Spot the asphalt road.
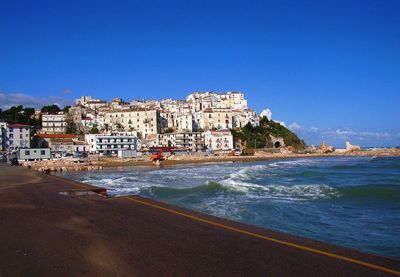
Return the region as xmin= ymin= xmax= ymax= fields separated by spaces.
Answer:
xmin=0 ymin=163 xmax=399 ymax=276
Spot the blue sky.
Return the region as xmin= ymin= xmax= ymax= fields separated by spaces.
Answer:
xmin=1 ymin=0 xmax=399 ymax=147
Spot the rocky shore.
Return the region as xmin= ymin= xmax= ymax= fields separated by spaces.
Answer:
xmin=22 ymin=160 xmax=103 ymax=173
xmin=21 ymin=147 xmax=399 ymax=172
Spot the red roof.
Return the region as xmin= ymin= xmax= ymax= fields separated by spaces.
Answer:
xmin=8 ymin=124 xmax=31 ymax=128
xmin=37 ymin=133 xmax=77 ymax=139
xmin=209 ymin=129 xmax=231 ymax=133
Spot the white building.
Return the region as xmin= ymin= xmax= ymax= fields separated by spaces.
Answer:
xmin=0 ymin=122 xmax=7 ymax=150
xmin=3 ymin=124 xmax=31 ymax=150
xmin=158 ymin=132 xmax=204 ymax=152
xmin=204 ymin=130 xmax=234 ymax=151
xmin=186 ymin=91 xmax=248 ymax=111
xmin=232 ymin=109 xmax=258 ymax=128
xmin=201 ymin=108 xmax=233 ymax=130
xmin=19 ymin=148 xmax=51 ymax=161
xmin=75 ymin=96 xmax=100 ymax=105
xmin=85 ymin=100 xmax=108 ymax=110
xmin=82 ymin=117 xmax=95 ymax=129
xmin=176 ymin=113 xmax=193 ymax=132
xmin=85 ymin=132 xmax=139 ymax=154
xmin=42 ymin=113 xmax=67 ymax=133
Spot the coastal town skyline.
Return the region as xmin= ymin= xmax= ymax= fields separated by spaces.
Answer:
xmin=1 ymin=2 xmax=400 ymax=274
xmin=1 ymin=1 xmax=400 ymax=147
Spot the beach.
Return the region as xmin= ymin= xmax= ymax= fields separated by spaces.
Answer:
xmin=23 ymin=147 xmax=400 ymax=172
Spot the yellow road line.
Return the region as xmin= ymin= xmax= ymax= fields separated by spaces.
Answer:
xmin=126 ymin=196 xmax=400 ymax=276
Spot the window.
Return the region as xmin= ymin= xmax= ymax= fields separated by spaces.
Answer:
xmin=41 ymin=150 xmax=46 ymax=155
xmin=25 ymin=150 xmax=29 ymax=155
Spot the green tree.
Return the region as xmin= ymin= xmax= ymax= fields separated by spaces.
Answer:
xmin=89 ymin=126 xmax=100 ymax=134
xmin=63 ymin=105 xmax=71 ymax=114
xmin=231 ymin=120 xmax=305 ymax=150
xmin=116 ymin=123 xmax=124 ymax=131
xmin=41 ymin=104 xmax=61 ymax=114
xmin=65 ymin=114 xmax=77 ymax=134
xmin=0 ymin=105 xmax=41 ymax=127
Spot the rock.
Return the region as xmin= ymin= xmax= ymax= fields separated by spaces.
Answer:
xmin=346 ymin=141 xmax=361 ymax=152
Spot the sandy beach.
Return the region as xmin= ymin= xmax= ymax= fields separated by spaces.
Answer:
xmin=93 ymin=148 xmax=400 ymax=168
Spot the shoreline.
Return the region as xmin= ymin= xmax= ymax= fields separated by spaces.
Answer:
xmin=25 ymin=148 xmax=400 ymax=172
xmin=92 ymin=149 xmax=400 ymax=168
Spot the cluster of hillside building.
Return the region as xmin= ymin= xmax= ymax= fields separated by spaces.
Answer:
xmin=1 ymin=91 xmax=259 ymax=159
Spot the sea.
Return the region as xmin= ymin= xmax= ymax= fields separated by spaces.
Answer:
xmin=60 ymin=156 xmax=400 ymax=259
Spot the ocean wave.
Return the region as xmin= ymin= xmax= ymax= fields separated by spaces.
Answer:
xmin=267 ymin=159 xmax=319 ymax=168
xmin=227 ymin=164 xmax=270 ymax=180
xmin=142 ymin=181 xmax=228 ymax=199
xmin=220 ymin=178 xmax=340 ymax=201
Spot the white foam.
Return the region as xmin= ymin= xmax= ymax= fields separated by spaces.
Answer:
xmin=220 ymin=176 xmax=340 ymax=201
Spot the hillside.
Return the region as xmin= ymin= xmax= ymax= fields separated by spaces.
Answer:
xmin=231 ymin=116 xmax=306 ymax=150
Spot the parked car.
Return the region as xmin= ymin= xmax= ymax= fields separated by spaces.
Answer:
xmin=0 ymin=154 xmax=7 ymax=162
xmin=9 ymin=157 xmax=19 ymax=166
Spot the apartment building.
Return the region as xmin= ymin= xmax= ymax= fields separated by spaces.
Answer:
xmin=42 ymin=113 xmax=67 ymax=133
xmin=201 ymin=108 xmax=233 ymax=130
xmin=204 ymin=130 xmax=234 ymax=151
xmin=176 ymin=113 xmax=193 ymax=132
xmin=2 ymin=124 xmax=31 ymax=150
xmin=158 ymin=132 xmax=204 ymax=152
xmin=85 ymin=132 xmax=139 ymax=154
xmin=232 ymin=109 xmax=258 ymax=128
xmin=104 ymin=109 xmax=159 ymax=138
xmin=81 ymin=114 xmax=104 ymax=130
xmin=217 ymin=91 xmax=248 ymax=109
xmin=186 ymin=91 xmax=248 ymax=111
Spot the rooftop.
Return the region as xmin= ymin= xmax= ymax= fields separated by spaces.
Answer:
xmin=37 ymin=134 xmax=77 ymax=139
xmin=8 ymin=124 xmax=31 ymax=128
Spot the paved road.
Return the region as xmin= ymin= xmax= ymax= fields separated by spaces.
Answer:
xmin=0 ymin=164 xmax=399 ymax=276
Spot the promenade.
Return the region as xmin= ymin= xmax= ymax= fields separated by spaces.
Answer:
xmin=0 ymin=163 xmax=399 ymax=276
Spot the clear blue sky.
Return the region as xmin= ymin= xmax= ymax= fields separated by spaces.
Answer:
xmin=1 ymin=0 xmax=399 ymax=147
